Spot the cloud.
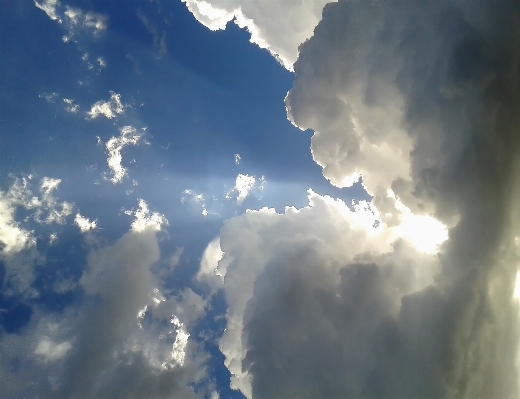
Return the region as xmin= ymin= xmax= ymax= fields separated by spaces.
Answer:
xmin=225 ymin=174 xmax=265 ymax=206
xmin=74 ymin=213 xmax=97 ymax=233
xmin=0 ymin=200 xmax=209 ymax=398
xmin=86 ymin=91 xmax=124 ymax=120
xmin=0 ymin=176 xmax=73 ymax=297
xmin=182 ymin=0 xmax=335 ymax=70
xmin=103 ymin=125 xmax=143 ymax=184
xmin=181 ymin=189 xmax=210 ymax=216
xmin=35 ymin=1 xmax=107 ymax=43
xmin=34 ymin=0 xmax=62 ymax=23
xmin=35 ymin=338 xmax=72 ymax=362
xmin=203 ymin=1 xmax=520 ymax=397
xmin=62 ymin=98 xmax=79 ymax=113
xmin=215 ymin=191 xmax=442 ymax=397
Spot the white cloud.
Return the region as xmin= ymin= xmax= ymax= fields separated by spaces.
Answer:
xmin=74 ymin=213 xmax=97 ymax=233
xmin=103 ymin=125 xmax=142 ymax=184
xmin=86 ymin=91 xmax=124 ymax=120
xmin=182 ymin=189 xmax=210 ymax=216
xmin=34 ymin=0 xmax=62 ymax=23
xmin=182 ymin=0 xmax=334 ymax=69
xmin=226 ymin=174 xmax=264 ymax=205
xmin=35 ymin=1 xmax=107 ymax=43
xmin=196 ymin=237 xmax=226 ymax=289
xmin=127 ymin=199 xmax=168 ymax=233
xmin=0 ymin=176 xmax=73 ymax=297
xmin=96 ymin=57 xmax=106 ymax=68
xmin=213 ymin=190 xmax=441 ymax=397
xmin=234 ymin=153 xmax=241 ymax=165
xmin=63 ymin=98 xmax=79 ymax=113
xmin=35 ymin=338 xmax=72 ymax=362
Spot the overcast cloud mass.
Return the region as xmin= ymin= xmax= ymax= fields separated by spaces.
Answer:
xmin=2 ymin=0 xmax=520 ymax=398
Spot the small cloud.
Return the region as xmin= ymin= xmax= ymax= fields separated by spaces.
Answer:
xmin=96 ymin=57 xmax=106 ymax=68
xmin=181 ymin=189 xmax=211 ymax=216
xmin=49 ymin=232 xmax=58 ymax=244
xmin=39 ymin=92 xmax=59 ymax=103
xmin=74 ymin=213 xmax=97 ymax=233
xmin=104 ymin=125 xmax=142 ymax=184
xmin=86 ymin=91 xmax=124 ymax=120
xmin=63 ymin=6 xmax=107 ymax=40
xmin=34 ymin=0 xmax=62 ymax=23
xmin=63 ymin=98 xmax=79 ymax=113
xmin=226 ymin=173 xmax=258 ymax=205
xmin=35 ymin=338 xmax=72 ymax=362
xmin=169 ymin=247 xmax=184 ymax=269
xmin=126 ymin=199 xmax=168 ymax=233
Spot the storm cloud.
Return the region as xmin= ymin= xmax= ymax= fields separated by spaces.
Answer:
xmin=213 ymin=1 xmax=520 ymax=398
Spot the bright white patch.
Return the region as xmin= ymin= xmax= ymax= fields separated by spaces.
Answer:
xmin=97 ymin=57 xmax=106 ymax=68
xmin=129 ymin=199 xmax=168 ymax=233
xmin=104 ymin=125 xmax=142 ymax=184
xmin=63 ymin=98 xmax=79 ymax=113
xmin=182 ymin=0 xmax=333 ymax=70
xmin=86 ymin=91 xmax=124 ymax=120
xmin=49 ymin=232 xmax=58 ymax=244
xmin=34 ymin=0 xmax=62 ymax=23
xmin=389 ymin=191 xmax=448 ymax=254
xmin=170 ymin=316 xmax=190 ymax=367
xmin=197 ymin=237 xmax=225 ymax=286
xmin=235 ymin=174 xmax=256 ymax=205
xmin=35 ymin=338 xmax=72 ymax=361
xmin=182 ymin=0 xmax=234 ymax=31
xmin=234 ymin=154 xmax=241 ymax=165
xmin=74 ymin=213 xmax=97 ymax=232
xmin=0 ymin=190 xmax=36 ymax=254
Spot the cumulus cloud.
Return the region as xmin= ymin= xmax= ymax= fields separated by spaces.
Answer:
xmin=0 ymin=176 xmax=73 ymax=296
xmin=0 ymin=200 xmax=208 ymax=398
xmin=204 ymin=1 xmax=520 ymax=398
xmin=103 ymin=125 xmax=142 ymax=184
xmin=182 ymin=0 xmax=335 ymax=69
xmin=86 ymin=91 xmax=124 ymax=120
xmin=74 ymin=213 xmax=97 ymax=232
xmin=226 ymin=174 xmax=265 ymax=205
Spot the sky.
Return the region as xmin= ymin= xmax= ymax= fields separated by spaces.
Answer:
xmin=1 ymin=0 xmax=520 ymax=398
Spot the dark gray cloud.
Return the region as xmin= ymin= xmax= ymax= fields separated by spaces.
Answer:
xmin=214 ymin=1 xmax=520 ymax=398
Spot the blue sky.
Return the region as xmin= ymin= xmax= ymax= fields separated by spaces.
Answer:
xmin=1 ymin=1 xmax=520 ymax=398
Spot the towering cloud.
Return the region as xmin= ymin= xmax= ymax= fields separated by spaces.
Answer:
xmin=210 ymin=1 xmax=520 ymax=398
